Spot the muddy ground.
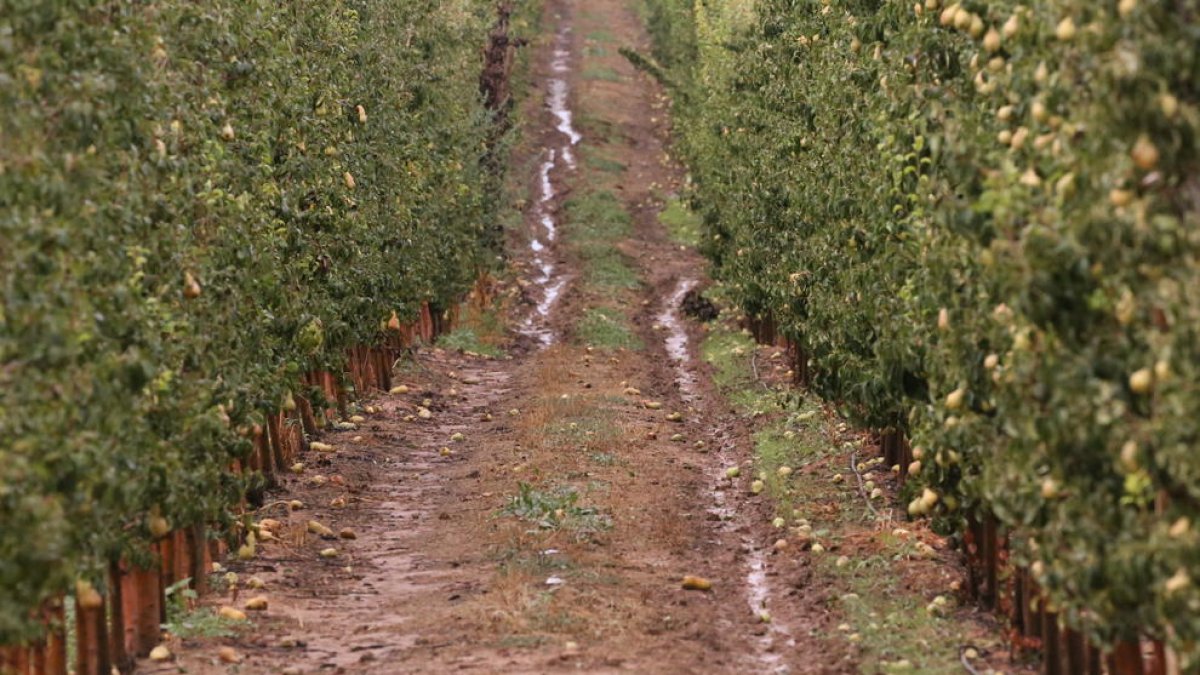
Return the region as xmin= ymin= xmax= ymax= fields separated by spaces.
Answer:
xmin=148 ymin=1 xmax=1033 ymax=673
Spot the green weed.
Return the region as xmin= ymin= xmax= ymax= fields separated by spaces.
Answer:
xmin=576 ymin=307 xmax=642 ymax=350
xmin=702 ymin=313 xmax=1005 ymax=673
xmin=565 ymin=191 xmax=639 ymax=291
xmin=162 ymin=578 xmax=244 ymax=639
xmin=438 ymin=327 xmax=504 ymax=358
xmin=658 ymin=197 xmax=703 ymax=247
xmin=701 ymin=327 xmax=771 ymax=411
xmin=827 ymin=558 xmax=981 ymax=674
xmin=585 ymin=153 xmax=626 ymax=174
xmin=499 ymin=482 xmax=612 ymax=534
xmin=590 ymin=452 xmax=617 ymax=466
xmin=583 ymin=66 xmax=622 ymax=82
xmin=566 ymin=190 xmax=631 ymax=239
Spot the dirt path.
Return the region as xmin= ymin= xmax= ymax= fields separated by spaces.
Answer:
xmin=149 ymin=2 xmax=1024 ymax=674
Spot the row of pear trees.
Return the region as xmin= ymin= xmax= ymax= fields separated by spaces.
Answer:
xmin=642 ymin=0 xmax=1200 ymax=665
xmin=0 ymin=0 xmax=524 ymax=644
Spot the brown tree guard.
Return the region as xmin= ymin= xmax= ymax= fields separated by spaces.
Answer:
xmin=11 ymin=645 xmax=28 ymax=675
xmin=321 ymin=371 xmax=339 ymax=421
xmin=335 ymin=384 xmax=349 ymax=420
xmin=352 ymin=345 xmax=367 ymax=389
xmin=190 ymin=525 xmax=210 ymax=596
xmin=963 ymin=515 xmax=982 ymax=601
xmin=354 ymin=346 xmax=364 ymax=391
xmin=107 ymin=562 xmax=130 ymax=673
xmin=1040 ymin=609 xmax=1062 ymax=675
xmin=368 ymin=348 xmax=382 ymax=390
xmin=1150 ymin=640 xmax=1173 ymax=675
xmin=159 ymin=536 xmax=175 ymax=594
xmin=44 ymin=600 xmax=66 ymax=675
xmin=897 ymin=436 xmax=913 ymax=480
xmin=1109 ymin=640 xmax=1146 ymax=674
xmin=346 ymin=347 xmax=360 ymax=394
xmin=982 ymin=516 xmax=998 ymax=607
xmin=29 ymin=639 xmax=43 ymax=675
xmin=376 ymin=349 xmax=393 ymax=391
xmin=266 ymin=414 xmax=286 ymax=472
xmin=75 ymin=598 xmax=109 ymax=675
xmin=135 ymin=564 xmax=162 ymax=655
xmin=256 ymin=430 xmax=276 ymax=487
xmin=280 ymin=411 xmax=299 ymax=463
xmin=1017 ymin=570 xmax=1037 ymax=640
xmin=118 ymin=562 xmax=140 ymax=661
xmin=298 ymin=394 xmax=318 ymax=437
xmin=785 ymin=340 xmax=807 ymax=388
xmin=1065 ymin=629 xmax=1095 ymax=675
xmin=174 ymin=530 xmax=191 ymax=587
xmin=419 ymin=303 xmax=434 ymax=342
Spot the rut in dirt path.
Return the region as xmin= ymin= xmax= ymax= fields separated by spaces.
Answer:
xmin=517 ymin=12 xmax=579 ymax=348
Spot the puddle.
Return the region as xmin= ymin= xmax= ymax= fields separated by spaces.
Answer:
xmin=658 ymin=277 xmax=792 ymax=673
xmin=656 ymin=278 xmax=700 ymax=401
xmin=520 ymin=24 xmax=581 ymax=347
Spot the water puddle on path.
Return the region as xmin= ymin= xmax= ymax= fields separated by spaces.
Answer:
xmin=520 ymin=23 xmax=580 ymax=347
xmin=657 ymin=277 xmax=793 ymax=673
xmin=657 ymin=278 xmax=700 ymax=400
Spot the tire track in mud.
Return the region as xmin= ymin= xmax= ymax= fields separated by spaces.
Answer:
xmin=654 ymin=278 xmax=795 ymax=674
xmin=519 ymin=18 xmax=580 ymax=348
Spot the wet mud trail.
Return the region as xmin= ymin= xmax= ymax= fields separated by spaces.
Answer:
xmin=518 ymin=19 xmax=579 ymax=347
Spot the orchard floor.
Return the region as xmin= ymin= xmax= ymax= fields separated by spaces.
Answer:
xmin=148 ymin=1 xmax=1034 ymax=673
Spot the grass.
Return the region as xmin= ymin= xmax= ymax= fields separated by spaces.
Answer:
xmin=566 ymin=190 xmax=630 ymax=239
xmin=658 ymin=196 xmax=703 ymax=248
xmin=585 ymin=29 xmax=616 ymax=43
xmin=585 ymin=152 xmax=626 ymax=175
xmin=576 ymin=111 xmax=620 ymax=144
xmin=562 ymin=190 xmax=641 ymax=349
xmin=499 ymin=482 xmax=612 ymax=535
xmin=497 ymin=545 xmax=576 ymax=577
xmin=438 ymin=327 xmax=504 ymax=358
xmin=701 ymin=327 xmax=772 ymax=411
xmin=565 ymin=190 xmax=639 ymax=291
xmin=163 ymin=577 xmax=246 ymax=639
xmin=582 ymin=66 xmax=622 ymax=82
xmin=826 ymin=557 xmax=975 ymax=674
xmin=576 ymin=307 xmax=642 ymax=350
xmin=701 ymin=308 xmax=1013 ymax=673
xmin=590 ymin=452 xmax=617 ymax=466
